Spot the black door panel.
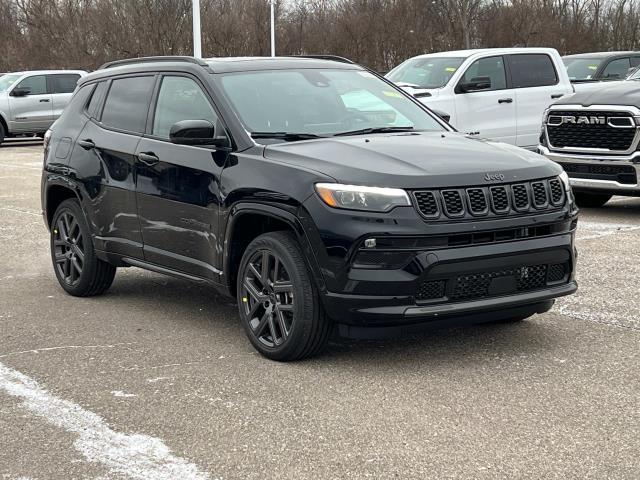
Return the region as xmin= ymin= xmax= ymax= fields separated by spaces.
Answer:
xmin=136 ymin=139 xmax=225 ymax=279
xmin=71 ymin=121 xmax=143 ymax=258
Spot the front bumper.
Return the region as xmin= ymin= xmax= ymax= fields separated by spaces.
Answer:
xmin=538 ymin=145 xmax=640 ymax=196
xmin=320 ymin=231 xmax=577 ymax=327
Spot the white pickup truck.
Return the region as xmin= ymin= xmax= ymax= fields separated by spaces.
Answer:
xmin=386 ymin=48 xmax=574 ymax=150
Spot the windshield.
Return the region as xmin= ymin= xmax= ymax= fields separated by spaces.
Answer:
xmin=0 ymin=74 xmax=21 ymax=93
xmin=563 ymin=58 xmax=603 ymax=81
xmin=386 ymin=57 xmax=465 ymax=89
xmin=215 ymin=68 xmax=444 ymax=141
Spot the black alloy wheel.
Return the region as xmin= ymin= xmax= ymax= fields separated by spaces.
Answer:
xmin=53 ymin=211 xmax=85 ymax=286
xmin=50 ymin=199 xmax=116 ymax=296
xmin=241 ymin=249 xmax=295 ymax=348
xmin=237 ymin=231 xmax=330 ymax=361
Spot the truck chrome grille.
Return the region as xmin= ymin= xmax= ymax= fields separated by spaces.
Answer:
xmin=412 ymin=177 xmax=564 ymax=221
xmin=546 ymin=110 xmax=637 ymax=151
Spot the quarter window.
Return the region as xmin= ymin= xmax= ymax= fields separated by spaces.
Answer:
xmin=86 ymin=81 xmax=109 ymax=119
xmin=508 ymin=54 xmax=558 ymax=88
xmin=50 ymin=74 xmax=81 ymax=94
xmin=152 ymin=76 xmax=218 ymax=139
xmin=15 ymin=75 xmax=47 ymax=95
xmin=101 ymin=76 xmax=155 ymax=133
xmin=602 ymin=58 xmax=631 ymax=79
xmin=460 ymin=56 xmax=507 ymax=91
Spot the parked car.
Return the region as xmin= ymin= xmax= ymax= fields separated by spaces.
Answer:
xmin=386 ymin=48 xmax=574 ymax=150
xmin=539 ymin=69 xmax=640 ymax=207
xmin=563 ymin=51 xmax=640 ymax=87
xmin=41 ymin=56 xmax=578 ymax=360
xmin=0 ymin=70 xmax=87 ymax=145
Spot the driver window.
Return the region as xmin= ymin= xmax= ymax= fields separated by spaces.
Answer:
xmin=153 ymin=76 xmax=220 ymax=139
xmin=460 ymin=56 xmax=507 ymax=92
xmin=15 ymin=75 xmax=47 ymax=95
xmin=602 ymin=58 xmax=631 ymax=79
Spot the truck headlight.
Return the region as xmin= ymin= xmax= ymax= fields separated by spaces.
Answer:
xmin=315 ymin=183 xmax=411 ymax=212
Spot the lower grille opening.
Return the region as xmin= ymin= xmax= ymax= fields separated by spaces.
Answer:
xmin=561 ymin=163 xmax=638 ymax=185
xmin=414 ymin=262 xmax=570 ymax=304
xmin=415 ymin=280 xmax=446 ymax=301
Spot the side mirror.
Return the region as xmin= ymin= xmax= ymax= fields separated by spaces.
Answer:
xmin=10 ymin=87 xmax=30 ymax=97
xmin=169 ymin=119 xmax=218 ymax=146
xmin=458 ymin=76 xmax=492 ymax=93
xmin=431 ymin=109 xmax=451 ymax=123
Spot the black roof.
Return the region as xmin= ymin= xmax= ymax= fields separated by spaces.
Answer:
xmin=206 ymin=56 xmax=359 ymax=73
xmin=81 ymin=55 xmax=361 ymax=85
xmin=563 ymin=51 xmax=640 ymax=59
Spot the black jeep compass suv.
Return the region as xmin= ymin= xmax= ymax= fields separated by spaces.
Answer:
xmin=41 ymin=56 xmax=578 ymax=360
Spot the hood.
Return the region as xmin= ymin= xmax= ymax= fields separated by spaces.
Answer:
xmin=555 ymin=80 xmax=640 ymax=107
xmin=264 ymin=132 xmax=561 ymax=189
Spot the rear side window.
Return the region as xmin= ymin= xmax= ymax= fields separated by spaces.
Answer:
xmin=508 ymin=54 xmax=558 ymax=88
xmin=602 ymin=58 xmax=631 ymax=79
xmin=101 ymin=76 xmax=155 ymax=133
xmin=50 ymin=74 xmax=81 ymax=94
xmin=86 ymin=81 xmax=109 ymax=119
xmin=16 ymin=75 xmax=47 ymax=95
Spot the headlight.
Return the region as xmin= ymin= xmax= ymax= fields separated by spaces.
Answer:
xmin=559 ymin=171 xmax=571 ymax=191
xmin=315 ymin=183 xmax=411 ymax=212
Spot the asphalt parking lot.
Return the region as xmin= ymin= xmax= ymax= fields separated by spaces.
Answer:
xmin=0 ymin=140 xmax=638 ymax=480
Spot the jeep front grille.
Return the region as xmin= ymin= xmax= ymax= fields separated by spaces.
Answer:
xmin=546 ymin=110 xmax=637 ymax=152
xmin=412 ymin=177 xmax=565 ymax=221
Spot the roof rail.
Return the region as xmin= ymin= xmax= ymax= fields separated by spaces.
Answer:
xmin=99 ymin=56 xmax=210 ymax=70
xmin=289 ymin=55 xmax=356 ymax=65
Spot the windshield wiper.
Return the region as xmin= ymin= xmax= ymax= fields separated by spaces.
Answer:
xmin=333 ymin=126 xmax=415 ymax=137
xmin=250 ymin=131 xmax=326 ymax=141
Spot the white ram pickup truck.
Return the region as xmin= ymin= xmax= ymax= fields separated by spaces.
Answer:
xmin=386 ymin=48 xmax=574 ymax=150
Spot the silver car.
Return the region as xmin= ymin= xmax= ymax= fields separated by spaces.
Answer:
xmin=0 ymin=70 xmax=87 ymax=145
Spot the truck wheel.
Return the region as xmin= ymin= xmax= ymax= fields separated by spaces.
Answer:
xmin=237 ymin=231 xmax=331 ymax=361
xmin=51 ymin=199 xmax=116 ymax=296
xmin=574 ymin=192 xmax=612 ymax=208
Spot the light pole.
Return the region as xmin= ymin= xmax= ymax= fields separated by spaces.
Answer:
xmin=193 ymin=0 xmax=202 ymax=58
xmin=270 ymin=0 xmax=275 ymax=57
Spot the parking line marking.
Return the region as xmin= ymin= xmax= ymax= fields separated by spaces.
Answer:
xmin=0 ymin=361 xmax=211 ymax=480
xmin=0 ymin=342 xmax=138 ymax=359
xmin=0 ymin=207 xmax=41 ymax=217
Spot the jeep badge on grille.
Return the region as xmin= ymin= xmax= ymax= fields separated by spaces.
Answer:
xmin=484 ymin=173 xmax=505 ymax=182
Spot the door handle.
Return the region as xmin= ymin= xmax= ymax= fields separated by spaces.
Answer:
xmin=138 ymin=152 xmax=159 ymax=166
xmin=498 ymin=98 xmax=513 ymax=104
xmin=78 ymin=139 xmax=95 ymax=150
xmin=551 ymin=94 xmax=564 ymax=99
xmin=39 ymin=99 xmax=50 ymax=103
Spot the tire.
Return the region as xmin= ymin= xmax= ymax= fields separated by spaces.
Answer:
xmin=0 ymin=122 xmax=5 ymax=146
xmin=574 ymin=192 xmax=612 ymax=208
xmin=50 ymin=198 xmax=116 ymax=296
xmin=236 ymin=231 xmax=331 ymax=361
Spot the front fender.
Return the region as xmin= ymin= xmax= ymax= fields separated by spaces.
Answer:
xmin=221 ymin=202 xmax=327 ymax=297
